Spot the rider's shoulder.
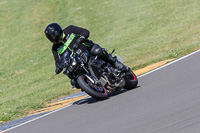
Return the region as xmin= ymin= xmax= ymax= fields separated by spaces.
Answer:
xmin=65 ymin=25 xmax=76 ymax=29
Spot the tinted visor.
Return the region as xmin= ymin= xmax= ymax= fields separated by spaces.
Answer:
xmin=44 ymin=23 xmax=63 ymax=44
xmin=53 ymin=31 xmax=63 ymax=44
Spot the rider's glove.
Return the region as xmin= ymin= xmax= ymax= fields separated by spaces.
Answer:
xmin=73 ymin=43 xmax=79 ymax=49
xmin=76 ymin=36 xmax=85 ymax=44
xmin=73 ymin=36 xmax=85 ymax=50
xmin=55 ymin=67 xmax=63 ymax=74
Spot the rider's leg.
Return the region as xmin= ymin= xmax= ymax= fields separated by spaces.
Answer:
xmin=90 ymin=44 xmax=129 ymax=71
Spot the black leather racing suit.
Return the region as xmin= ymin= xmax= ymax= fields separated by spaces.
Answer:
xmin=52 ymin=25 xmax=110 ymax=74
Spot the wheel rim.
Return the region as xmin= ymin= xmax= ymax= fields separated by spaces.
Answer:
xmin=83 ymin=76 xmax=107 ymax=95
xmin=126 ymin=72 xmax=136 ymax=81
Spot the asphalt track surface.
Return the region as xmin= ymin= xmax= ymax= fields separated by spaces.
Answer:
xmin=2 ymin=50 xmax=200 ymax=133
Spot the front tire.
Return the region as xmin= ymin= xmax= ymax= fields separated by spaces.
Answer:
xmin=77 ymin=75 xmax=108 ymax=100
xmin=124 ymin=70 xmax=138 ymax=90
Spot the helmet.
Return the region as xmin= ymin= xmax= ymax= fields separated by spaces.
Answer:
xmin=44 ymin=23 xmax=63 ymax=44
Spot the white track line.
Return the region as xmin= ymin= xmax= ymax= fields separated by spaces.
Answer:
xmin=1 ymin=49 xmax=200 ymax=133
xmin=1 ymin=104 xmax=73 ymax=133
xmin=138 ymin=49 xmax=200 ymax=78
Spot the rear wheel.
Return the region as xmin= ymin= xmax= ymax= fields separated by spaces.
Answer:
xmin=77 ymin=75 xmax=108 ymax=100
xmin=124 ymin=70 xmax=138 ymax=90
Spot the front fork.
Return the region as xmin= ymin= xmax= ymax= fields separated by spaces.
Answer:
xmin=81 ymin=63 xmax=101 ymax=85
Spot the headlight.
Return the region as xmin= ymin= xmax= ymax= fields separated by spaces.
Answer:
xmin=72 ymin=61 xmax=76 ymax=66
xmin=71 ymin=58 xmax=77 ymax=66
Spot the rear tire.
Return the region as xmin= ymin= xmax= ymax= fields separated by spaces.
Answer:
xmin=77 ymin=75 xmax=108 ymax=100
xmin=124 ymin=70 xmax=138 ymax=90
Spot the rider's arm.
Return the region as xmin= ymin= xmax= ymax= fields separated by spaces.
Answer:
xmin=64 ymin=25 xmax=90 ymax=39
xmin=52 ymin=45 xmax=63 ymax=74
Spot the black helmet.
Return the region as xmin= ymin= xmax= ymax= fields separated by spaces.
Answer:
xmin=44 ymin=23 xmax=63 ymax=44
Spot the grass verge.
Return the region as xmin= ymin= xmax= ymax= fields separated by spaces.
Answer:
xmin=0 ymin=0 xmax=200 ymax=121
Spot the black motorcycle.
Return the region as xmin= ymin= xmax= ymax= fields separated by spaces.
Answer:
xmin=59 ymin=42 xmax=138 ymax=100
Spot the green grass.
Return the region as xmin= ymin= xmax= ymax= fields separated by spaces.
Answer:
xmin=0 ymin=0 xmax=200 ymax=121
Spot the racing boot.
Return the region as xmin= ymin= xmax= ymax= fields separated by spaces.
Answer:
xmin=90 ymin=44 xmax=129 ymax=72
xmin=107 ymin=54 xmax=129 ymax=72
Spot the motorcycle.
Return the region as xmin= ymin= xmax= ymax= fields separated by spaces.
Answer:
xmin=59 ymin=41 xmax=138 ymax=100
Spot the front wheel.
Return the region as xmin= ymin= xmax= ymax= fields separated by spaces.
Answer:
xmin=77 ymin=75 xmax=108 ymax=100
xmin=124 ymin=70 xmax=138 ymax=90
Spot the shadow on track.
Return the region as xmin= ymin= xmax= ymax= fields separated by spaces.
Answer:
xmin=74 ymin=86 xmax=140 ymax=105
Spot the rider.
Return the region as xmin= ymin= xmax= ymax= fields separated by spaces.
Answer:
xmin=44 ymin=23 xmax=128 ymax=74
